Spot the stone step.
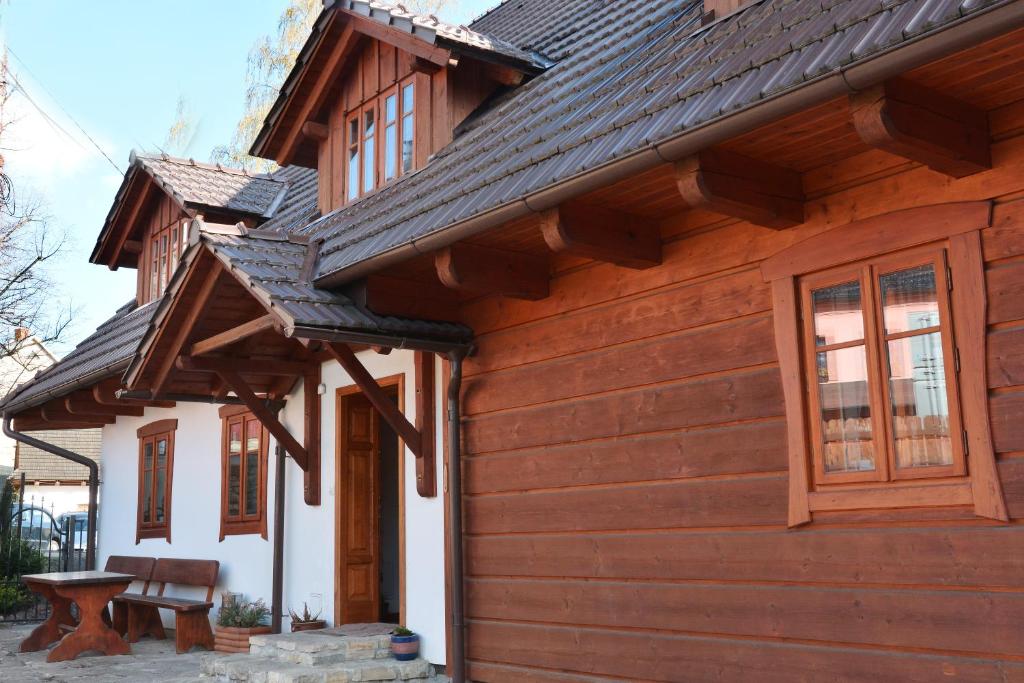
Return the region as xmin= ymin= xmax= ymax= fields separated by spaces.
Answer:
xmin=248 ymin=625 xmax=394 ymax=664
xmin=201 ymin=653 xmax=435 ymax=683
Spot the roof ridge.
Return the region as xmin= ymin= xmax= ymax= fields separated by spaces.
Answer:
xmin=130 ymin=150 xmax=283 ymax=182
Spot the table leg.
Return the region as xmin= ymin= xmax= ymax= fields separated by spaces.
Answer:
xmin=47 ymin=581 xmax=131 ymax=662
xmin=19 ymin=581 xmax=77 ymax=653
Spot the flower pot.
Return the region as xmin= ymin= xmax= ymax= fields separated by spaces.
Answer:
xmin=214 ymin=625 xmax=272 ymax=653
xmin=390 ymin=633 xmax=420 ymax=661
xmin=290 ymin=619 xmax=327 ymax=632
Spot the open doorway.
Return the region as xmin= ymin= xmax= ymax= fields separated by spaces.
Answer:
xmin=335 ymin=378 xmax=404 ymax=626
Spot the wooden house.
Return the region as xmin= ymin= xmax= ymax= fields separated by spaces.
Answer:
xmin=5 ymin=0 xmax=1024 ymax=680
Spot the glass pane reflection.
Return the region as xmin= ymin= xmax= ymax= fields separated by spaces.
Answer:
xmin=887 ymin=332 xmax=953 ymax=469
xmin=817 ymin=345 xmax=875 ymax=473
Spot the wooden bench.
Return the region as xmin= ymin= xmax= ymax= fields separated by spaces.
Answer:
xmin=104 ymin=555 xmax=156 ymax=636
xmin=119 ymin=558 xmax=219 ymax=653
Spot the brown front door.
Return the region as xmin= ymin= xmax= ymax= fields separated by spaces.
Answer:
xmin=337 ymin=393 xmax=380 ymax=624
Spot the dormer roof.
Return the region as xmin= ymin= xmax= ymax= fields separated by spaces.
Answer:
xmin=251 ymin=0 xmax=547 ymax=167
xmin=90 ymin=152 xmax=297 ymax=269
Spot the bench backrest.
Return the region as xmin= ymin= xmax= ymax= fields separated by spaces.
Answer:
xmin=152 ymin=558 xmax=220 ymax=601
xmin=104 ymin=555 xmax=157 ymax=594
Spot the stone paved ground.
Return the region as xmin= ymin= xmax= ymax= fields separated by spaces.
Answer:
xmin=0 ymin=623 xmax=210 ymax=682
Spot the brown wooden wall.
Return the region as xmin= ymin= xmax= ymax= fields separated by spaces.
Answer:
xmin=137 ymin=193 xmax=187 ymax=304
xmin=456 ymin=98 xmax=1024 ymax=681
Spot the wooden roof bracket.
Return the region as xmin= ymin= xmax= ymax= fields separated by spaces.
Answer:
xmin=325 ymin=342 xmax=437 ymax=497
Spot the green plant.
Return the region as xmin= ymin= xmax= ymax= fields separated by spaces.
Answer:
xmin=392 ymin=626 xmax=414 ymax=637
xmin=217 ymin=598 xmax=270 ymax=628
xmin=0 ymin=583 xmax=33 ymax=616
xmin=288 ymin=602 xmax=322 ymax=624
xmin=0 ymin=477 xmax=14 ymax=537
xmin=0 ymin=535 xmax=46 ymax=579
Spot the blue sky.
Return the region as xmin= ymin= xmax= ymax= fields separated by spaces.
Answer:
xmin=0 ymin=0 xmax=492 ymax=355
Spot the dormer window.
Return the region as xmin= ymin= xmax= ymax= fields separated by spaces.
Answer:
xmin=147 ymin=219 xmax=189 ymax=301
xmin=344 ymin=77 xmax=416 ymax=204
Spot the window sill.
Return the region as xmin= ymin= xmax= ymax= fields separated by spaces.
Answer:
xmin=136 ymin=527 xmax=170 ymax=543
xmin=220 ymin=521 xmax=267 ymax=541
xmin=807 ymin=480 xmax=973 ymax=513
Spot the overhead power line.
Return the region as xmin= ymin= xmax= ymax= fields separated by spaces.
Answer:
xmin=3 ymin=47 xmax=123 ymax=176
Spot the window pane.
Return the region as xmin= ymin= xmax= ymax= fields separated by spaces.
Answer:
xmin=817 ymin=345 xmax=875 ymax=474
xmin=229 ymin=422 xmax=242 ymax=455
xmin=246 ymin=419 xmax=260 ymax=453
xmin=158 ymin=235 xmax=169 ymax=295
xmin=228 ymin=454 xmax=240 ymax=517
xmin=887 ymin=332 xmax=953 ymax=469
xmin=402 ymin=83 xmax=414 ymax=114
xmin=143 ymin=442 xmax=153 ymax=522
xmin=363 ymin=114 xmax=376 ymax=194
xmin=385 ymin=94 xmax=397 ymax=123
xmin=385 ymin=122 xmax=397 ymax=181
xmin=245 ymin=454 xmax=259 ymax=517
xmin=812 ymin=280 xmax=863 ymax=346
xmin=880 ymin=264 xmax=940 ymax=335
xmin=155 ymin=438 xmax=167 ymax=523
xmin=348 ymin=145 xmax=360 ymax=201
xmin=402 ymin=114 xmax=414 ymax=174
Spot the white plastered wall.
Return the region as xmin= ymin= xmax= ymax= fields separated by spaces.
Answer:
xmin=97 ymin=349 xmax=448 ymax=665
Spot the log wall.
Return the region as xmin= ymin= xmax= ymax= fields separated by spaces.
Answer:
xmin=457 ymin=98 xmax=1024 ymax=681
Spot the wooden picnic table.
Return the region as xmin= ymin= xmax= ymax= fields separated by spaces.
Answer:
xmin=20 ymin=571 xmax=135 ymax=662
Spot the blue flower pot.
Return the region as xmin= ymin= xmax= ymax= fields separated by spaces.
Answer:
xmin=390 ymin=633 xmax=420 ymax=661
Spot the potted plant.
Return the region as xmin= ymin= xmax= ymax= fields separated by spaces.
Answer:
xmin=288 ymin=602 xmax=326 ymax=632
xmin=390 ymin=626 xmax=419 ymax=661
xmin=214 ymin=597 xmax=271 ymax=653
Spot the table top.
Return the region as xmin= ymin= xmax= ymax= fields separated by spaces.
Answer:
xmin=22 ymin=571 xmax=136 ymax=586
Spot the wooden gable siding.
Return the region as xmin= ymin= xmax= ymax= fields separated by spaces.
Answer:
xmin=137 ymin=193 xmax=188 ymax=304
xmin=457 ymin=97 xmax=1024 ymax=681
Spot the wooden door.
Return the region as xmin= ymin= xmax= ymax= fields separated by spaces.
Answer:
xmin=337 ymin=393 xmax=380 ymax=624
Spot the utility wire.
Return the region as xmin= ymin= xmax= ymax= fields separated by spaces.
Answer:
xmin=3 ymin=48 xmax=123 ymax=176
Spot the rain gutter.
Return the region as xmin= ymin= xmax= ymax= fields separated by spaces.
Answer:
xmin=3 ymin=414 xmax=99 ymax=571
xmin=315 ymin=0 xmax=1024 ymax=288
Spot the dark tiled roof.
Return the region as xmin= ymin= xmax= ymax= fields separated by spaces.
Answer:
xmin=14 ymin=429 xmax=101 ymax=483
xmin=132 ymin=153 xmax=288 ymax=217
xmin=0 ymin=300 xmax=159 ymax=414
xmin=200 ymin=226 xmax=471 ymax=342
xmin=302 ymin=0 xmax=1009 ymax=283
xmin=469 ymin=0 xmax=612 ymax=61
xmin=259 ymin=165 xmax=321 ymax=235
xmin=337 ymin=0 xmax=549 ymax=69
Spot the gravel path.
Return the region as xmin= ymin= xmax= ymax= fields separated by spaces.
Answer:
xmin=0 ymin=623 xmax=211 ymax=682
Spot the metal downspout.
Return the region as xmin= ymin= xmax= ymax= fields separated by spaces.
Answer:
xmin=271 ymin=444 xmax=286 ymax=634
xmin=3 ymin=414 xmax=99 ymax=570
xmin=446 ymin=350 xmax=468 ymax=683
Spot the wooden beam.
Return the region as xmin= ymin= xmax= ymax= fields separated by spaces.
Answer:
xmin=540 ymin=205 xmax=661 ymax=269
xmin=850 ymin=78 xmax=990 ymax=179
xmin=189 ymin=315 xmax=278 ymax=356
xmin=41 ymin=405 xmax=115 ymax=425
xmin=435 ymin=243 xmax=548 ymax=300
xmin=414 ymin=352 xmax=436 ymax=498
xmin=65 ymin=396 xmax=144 ymax=417
xmin=352 ymin=275 xmax=462 ymax=322
xmin=324 ymin=343 xmax=423 ymax=459
xmin=303 ymin=365 xmax=321 ymax=506
xmin=150 ymin=262 xmax=222 ymax=396
xmin=345 ymin=12 xmax=450 ymax=67
xmin=301 ymin=121 xmax=329 ymax=142
xmin=122 ymin=240 xmax=143 ymax=255
xmin=675 ymin=148 xmax=805 ymax=229
xmin=215 ymin=369 xmax=309 ymax=471
xmin=176 ymin=355 xmax=310 ymax=377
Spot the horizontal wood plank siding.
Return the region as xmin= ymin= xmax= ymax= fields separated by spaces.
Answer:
xmin=459 ymin=101 xmax=1024 ymax=678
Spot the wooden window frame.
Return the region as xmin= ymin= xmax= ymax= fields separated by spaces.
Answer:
xmin=218 ymin=405 xmax=269 ymax=541
xmin=143 ymin=218 xmax=189 ymax=303
xmin=341 ymin=76 xmax=418 ymax=207
xmin=761 ymin=202 xmax=1008 ymax=526
xmin=136 ymin=419 xmax=177 ymax=543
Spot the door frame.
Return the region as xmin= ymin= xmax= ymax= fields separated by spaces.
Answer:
xmin=334 ymin=373 xmax=406 ymax=626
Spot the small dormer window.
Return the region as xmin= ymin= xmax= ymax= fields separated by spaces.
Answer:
xmin=147 ymin=219 xmax=189 ymax=301
xmin=343 ymin=77 xmax=416 ymax=205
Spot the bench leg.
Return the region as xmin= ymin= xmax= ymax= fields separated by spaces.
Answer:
xmin=126 ymin=603 xmax=165 ymax=643
xmin=111 ymin=601 xmax=128 ymax=636
xmin=174 ymin=611 xmax=214 ymax=654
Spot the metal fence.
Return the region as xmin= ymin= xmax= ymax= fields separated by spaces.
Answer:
xmin=1 ymin=473 xmax=88 ymax=623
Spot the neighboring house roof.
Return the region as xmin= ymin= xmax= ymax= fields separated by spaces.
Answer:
xmin=0 ymin=336 xmax=57 ymax=400
xmin=299 ymin=0 xmax=1012 ymax=285
xmin=14 ymin=429 xmax=101 ymax=484
xmin=1 ymin=300 xmax=158 ymax=414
